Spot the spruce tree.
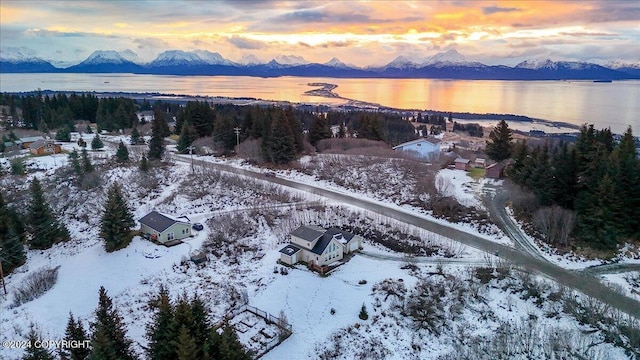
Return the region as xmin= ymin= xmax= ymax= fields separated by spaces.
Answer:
xmin=81 ymin=148 xmax=93 ymax=174
xmin=262 ymin=113 xmax=296 ymax=164
xmin=614 ymin=126 xmax=640 ymax=238
xmin=146 ymin=286 xmax=176 ymax=360
xmin=86 ymin=124 xmax=93 ymax=134
xmin=174 ymin=326 xmax=198 ymax=360
xmin=89 ymin=287 xmax=136 ymax=360
xmin=338 ymin=123 xmax=346 ymax=138
xmin=115 ymin=141 xmax=129 ymax=163
xmin=28 ymin=178 xmax=70 ymax=249
xmin=91 ymin=134 xmax=104 ymax=150
xmin=56 ymin=126 xmax=71 ymax=142
xmin=217 ymin=324 xmax=250 ymax=360
xmin=176 ymin=121 xmax=198 ymax=153
xmin=148 ymin=116 xmax=165 ymax=161
xmin=130 ymin=126 xmax=141 ymax=145
xmin=308 ymin=115 xmax=332 ymax=147
xmin=359 ymin=303 xmax=369 ymax=320
xmin=22 ymin=327 xmax=56 ymax=360
xmin=0 ymin=192 xmax=26 ymax=273
xmin=99 ymin=183 xmax=134 ymax=252
xmin=485 ymin=120 xmax=512 ymax=161
xmin=60 ymin=313 xmax=91 ymax=360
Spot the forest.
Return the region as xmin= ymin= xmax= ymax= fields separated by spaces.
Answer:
xmin=506 ymin=125 xmax=640 ymax=251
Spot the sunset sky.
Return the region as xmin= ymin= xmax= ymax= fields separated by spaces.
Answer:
xmin=1 ymin=0 xmax=639 ymax=67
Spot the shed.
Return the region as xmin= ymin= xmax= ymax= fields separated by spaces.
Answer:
xmin=139 ymin=211 xmax=192 ymax=245
xmin=455 ymin=158 xmax=471 ymax=171
xmin=486 ymin=162 xmax=507 ymax=179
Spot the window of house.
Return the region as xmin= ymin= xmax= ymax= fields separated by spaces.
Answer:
xmin=167 ymin=232 xmax=174 ymax=241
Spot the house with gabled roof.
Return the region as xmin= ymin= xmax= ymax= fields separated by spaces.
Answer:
xmin=392 ymin=137 xmax=441 ymax=160
xmin=279 ymin=225 xmax=362 ymax=272
xmin=139 ymin=210 xmax=192 ymax=246
xmin=29 ymin=139 xmax=61 ymax=155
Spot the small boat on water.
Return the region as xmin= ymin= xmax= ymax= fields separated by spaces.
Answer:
xmin=593 ymin=79 xmax=612 ymax=83
xmin=104 ymin=81 xmax=110 ymax=83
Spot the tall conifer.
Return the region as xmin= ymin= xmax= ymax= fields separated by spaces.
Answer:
xmin=28 ymin=178 xmax=70 ymax=249
xmin=99 ymin=183 xmax=134 ymax=252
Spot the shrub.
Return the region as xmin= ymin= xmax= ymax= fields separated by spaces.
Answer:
xmin=12 ymin=267 xmax=59 ymax=307
xmin=10 ymin=158 xmax=24 ymax=175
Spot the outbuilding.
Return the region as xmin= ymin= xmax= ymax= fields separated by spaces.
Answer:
xmin=455 ymin=158 xmax=471 ymax=171
xmin=485 ymin=162 xmax=507 ymax=179
xmin=139 ymin=211 xmax=192 ymax=246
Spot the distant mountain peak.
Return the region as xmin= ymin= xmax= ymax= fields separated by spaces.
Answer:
xmin=0 ymin=46 xmax=44 ymax=63
xmin=385 ymin=55 xmax=420 ymax=69
xmin=274 ymin=54 xmax=308 ymax=65
xmin=192 ymin=50 xmax=235 ymax=66
xmin=324 ymin=57 xmax=350 ymax=68
xmin=425 ymin=49 xmax=467 ymax=64
xmin=238 ymin=54 xmax=264 ymax=66
xmin=605 ymin=59 xmax=640 ymax=70
xmin=82 ymin=50 xmax=138 ymax=65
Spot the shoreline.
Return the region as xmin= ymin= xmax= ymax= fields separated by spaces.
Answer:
xmin=9 ymin=86 xmax=582 ymax=134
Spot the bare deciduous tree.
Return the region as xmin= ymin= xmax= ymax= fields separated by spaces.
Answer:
xmin=533 ymin=206 xmax=576 ymax=246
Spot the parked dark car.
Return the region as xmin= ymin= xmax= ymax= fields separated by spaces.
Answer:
xmin=265 ymin=172 xmax=276 ymax=178
xmin=192 ymin=223 xmax=204 ymax=231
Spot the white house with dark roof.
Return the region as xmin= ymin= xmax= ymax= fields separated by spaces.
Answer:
xmin=139 ymin=211 xmax=192 ymax=245
xmin=279 ymin=225 xmax=362 ymax=270
xmin=392 ymin=137 xmax=441 ymax=159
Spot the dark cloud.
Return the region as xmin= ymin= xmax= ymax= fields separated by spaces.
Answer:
xmin=482 ymin=6 xmax=521 ymax=15
xmin=228 ymin=36 xmax=265 ymax=50
xmin=318 ymin=40 xmax=357 ymax=48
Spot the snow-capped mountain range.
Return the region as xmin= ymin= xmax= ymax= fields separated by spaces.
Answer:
xmin=1 ymin=47 xmax=638 ymax=80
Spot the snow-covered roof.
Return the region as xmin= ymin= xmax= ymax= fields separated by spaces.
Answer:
xmin=279 ymin=244 xmax=301 ymax=256
xmin=28 ymin=139 xmax=56 ymax=150
xmin=392 ymin=137 xmax=441 ymax=150
xmin=20 ymin=136 xmax=45 ymax=143
xmin=309 ymin=228 xmax=355 ymax=255
xmin=139 ymin=211 xmax=189 ymax=233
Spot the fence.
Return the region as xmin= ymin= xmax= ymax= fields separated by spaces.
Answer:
xmin=220 ymin=304 xmax=293 ymax=359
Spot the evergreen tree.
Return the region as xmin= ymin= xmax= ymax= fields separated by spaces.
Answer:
xmin=262 ymin=112 xmax=296 ymax=164
xmin=153 ymin=108 xmax=171 ymax=137
xmin=60 ymin=313 xmax=91 ymax=360
xmin=81 ymin=148 xmax=93 ymax=174
xmin=338 ymin=123 xmax=346 ymax=138
xmin=130 ymin=126 xmax=141 ymax=145
xmin=28 ymin=178 xmax=70 ymax=249
xmin=115 ymin=141 xmax=129 ymax=163
xmin=145 ymin=286 xmax=176 ymax=360
xmin=99 ymin=183 xmax=134 ymax=252
xmin=139 ymin=154 xmax=149 ymax=172
xmin=575 ymin=174 xmax=621 ymax=250
xmin=148 ymin=116 xmax=165 ymax=161
xmin=485 ymin=120 xmax=512 ymax=161
xmin=174 ymin=326 xmax=197 ymax=360
xmin=56 ymin=126 xmax=71 ymax=142
xmin=86 ymin=124 xmax=93 ymax=134
xmin=22 ymin=327 xmax=55 ymax=360
xmin=359 ymin=303 xmax=369 ymax=320
xmin=91 ymin=134 xmax=104 ymax=150
xmin=0 ymin=192 xmax=26 ymax=273
xmin=217 ymin=324 xmax=251 ymax=360
xmin=176 ymin=121 xmax=198 ymax=153
xmin=89 ymin=287 xmax=136 ymax=360
xmin=69 ymin=149 xmax=82 ymax=176
xmin=308 ymin=115 xmax=332 ymax=146
xmin=611 ymin=127 xmax=640 ymax=238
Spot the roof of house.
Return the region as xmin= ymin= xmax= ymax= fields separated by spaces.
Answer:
xmin=137 ymin=110 xmax=154 ymax=116
xmin=309 ymin=227 xmax=356 ymax=255
xmin=20 ymin=136 xmax=45 ymax=143
xmin=290 ymin=225 xmax=325 ymax=242
xmin=392 ymin=137 xmax=441 ymax=150
xmin=28 ymin=139 xmax=55 ymax=150
xmin=486 ymin=162 xmax=507 ymax=171
xmin=279 ymin=244 xmax=301 ymax=256
xmin=139 ymin=211 xmax=188 ymax=233
xmin=455 ymin=158 xmax=470 ymax=164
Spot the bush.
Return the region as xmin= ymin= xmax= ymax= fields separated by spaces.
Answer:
xmin=12 ymin=267 xmax=59 ymax=307
xmin=10 ymin=158 xmax=25 ymax=175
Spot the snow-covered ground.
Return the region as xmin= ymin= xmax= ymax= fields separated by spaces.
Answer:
xmin=1 ymin=146 xmax=638 ymax=359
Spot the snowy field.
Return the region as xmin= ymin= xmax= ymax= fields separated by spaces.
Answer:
xmin=0 ymin=141 xmax=638 ymax=359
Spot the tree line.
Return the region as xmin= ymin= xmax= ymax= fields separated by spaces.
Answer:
xmin=24 ymin=286 xmax=250 ymax=360
xmin=486 ymin=120 xmax=640 ymax=251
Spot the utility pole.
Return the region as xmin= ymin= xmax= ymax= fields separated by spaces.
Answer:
xmin=187 ymin=146 xmax=195 ymax=173
xmin=0 ymin=249 xmax=6 ymax=295
xmin=234 ymin=127 xmax=241 ymax=149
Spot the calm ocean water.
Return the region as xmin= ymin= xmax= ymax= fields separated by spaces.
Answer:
xmin=1 ymin=73 xmax=638 ymax=134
